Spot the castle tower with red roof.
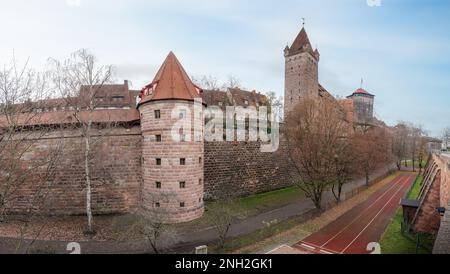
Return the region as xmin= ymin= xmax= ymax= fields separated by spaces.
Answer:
xmin=284 ymin=27 xmax=320 ymax=116
xmin=138 ymin=52 xmax=205 ymax=223
xmin=346 ymin=88 xmax=375 ymax=125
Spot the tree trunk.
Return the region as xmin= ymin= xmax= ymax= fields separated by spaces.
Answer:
xmin=84 ymin=122 xmax=94 ymax=234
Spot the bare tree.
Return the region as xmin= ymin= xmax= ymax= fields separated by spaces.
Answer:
xmin=222 ymin=74 xmax=242 ymax=90
xmin=0 ymin=55 xmax=63 ymax=221
xmin=192 ymin=75 xmax=220 ymax=90
xmin=48 ymin=49 xmax=114 ymax=234
xmin=332 ymin=139 xmax=357 ymax=203
xmin=284 ymin=96 xmax=350 ymax=209
xmin=353 ymin=126 xmax=391 ymax=186
xmin=409 ymin=124 xmax=424 ymax=172
xmin=114 ymin=191 xmax=178 ymax=254
xmin=392 ymin=123 xmax=409 ymax=170
xmin=264 ymin=91 xmax=284 ymax=123
xmin=206 ymin=200 xmax=235 ymax=249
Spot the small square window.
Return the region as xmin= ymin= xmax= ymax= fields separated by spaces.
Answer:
xmin=199 ymin=178 xmax=202 ymax=185
xmin=180 ymin=202 xmax=185 ymax=208
xmin=156 ymin=182 xmax=161 ymax=189
xmin=179 ymin=181 xmax=186 ymax=189
xmin=156 ymin=135 xmax=162 ymax=142
xmin=180 ymin=158 xmax=186 ymax=165
xmin=180 ymin=134 xmax=186 ymax=142
xmin=179 ymin=109 xmax=187 ymax=119
xmin=156 ymin=158 xmax=162 ymax=166
xmin=155 ymin=202 xmax=161 ymax=208
xmin=155 ymin=110 xmax=161 ymax=119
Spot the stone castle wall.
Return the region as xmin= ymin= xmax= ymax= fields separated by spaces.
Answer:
xmin=2 ymin=123 xmax=299 ymax=217
xmin=204 ymin=138 xmax=299 ymax=200
xmin=4 ymin=126 xmax=143 ymax=216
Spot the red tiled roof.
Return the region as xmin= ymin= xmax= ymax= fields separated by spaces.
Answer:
xmin=349 ymin=88 xmax=374 ymax=97
xmin=0 ymin=109 xmax=140 ymax=127
xmin=287 ymin=27 xmax=314 ymax=57
xmin=139 ymin=52 xmax=202 ymax=105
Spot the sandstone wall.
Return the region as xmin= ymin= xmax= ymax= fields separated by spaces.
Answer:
xmin=3 ymin=126 xmax=142 ymax=216
xmin=139 ymin=100 xmax=204 ymax=223
xmin=204 ymin=139 xmax=299 ymax=200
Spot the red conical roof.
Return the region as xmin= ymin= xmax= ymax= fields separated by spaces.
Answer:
xmin=139 ymin=52 xmax=202 ymax=105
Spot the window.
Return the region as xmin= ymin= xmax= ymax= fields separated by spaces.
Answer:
xmin=156 ymin=182 xmax=161 ymax=189
xmin=179 ymin=109 xmax=187 ymax=119
xmin=180 ymin=134 xmax=186 ymax=142
xmin=199 ymin=198 xmax=202 ymax=203
xmin=156 ymin=158 xmax=162 ymax=166
xmin=180 ymin=158 xmax=186 ymax=165
xmin=155 ymin=110 xmax=161 ymax=119
xmin=218 ymin=102 xmax=223 ymax=106
xmin=199 ymin=157 xmax=202 ymax=164
xmin=180 ymin=202 xmax=185 ymax=208
xmin=155 ymin=135 xmax=162 ymax=142
xmin=155 ymin=202 xmax=161 ymax=208
xmin=179 ymin=181 xmax=186 ymax=189
xmin=199 ymin=178 xmax=202 ymax=185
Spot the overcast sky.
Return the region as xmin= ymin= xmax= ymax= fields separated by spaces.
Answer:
xmin=0 ymin=0 xmax=449 ymax=136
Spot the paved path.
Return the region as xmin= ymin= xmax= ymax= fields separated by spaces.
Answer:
xmin=0 ymin=166 xmax=395 ymax=254
xmin=293 ymin=173 xmax=415 ymax=254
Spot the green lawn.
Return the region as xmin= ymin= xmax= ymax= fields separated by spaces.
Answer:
xmin=179 ymin=186 xmax=305 ymax=229
xmin=403 ymin=159 xmax=427 ymax=169
xmin=231 ymin=186 xmax=305 ymax=216
xmin=380 ymin=208 xmax=433 ymax=254
xmin=407 ymin=175 xmax=423 ymax=200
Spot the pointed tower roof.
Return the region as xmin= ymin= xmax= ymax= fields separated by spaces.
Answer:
xmin=287 ymin=27 xmax=314 ymax=57
xmin=139 ymin=52 xmax=203 ymax=105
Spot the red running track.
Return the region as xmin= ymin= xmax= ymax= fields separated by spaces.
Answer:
xmin=293 ymin=174 xmax=415 ymax=254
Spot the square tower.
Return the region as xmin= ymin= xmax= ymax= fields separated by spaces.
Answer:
xmin=284 ymin=27 xmax=320 ymax=117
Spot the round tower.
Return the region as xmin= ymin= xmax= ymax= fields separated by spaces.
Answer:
xmin=138 ymin=52 xmax=205 ymax=223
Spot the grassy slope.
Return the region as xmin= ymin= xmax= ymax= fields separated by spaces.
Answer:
xmin=381 ymin=175 xmax=434 ymax=254
xmin=380 ymin=209 xmax=430 ymax=254
xmin=407 ymin=175 xmax=423 ymax=200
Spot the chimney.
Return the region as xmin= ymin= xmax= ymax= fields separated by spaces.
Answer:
xmin=124 ymin=80 xmax=129 ymax=88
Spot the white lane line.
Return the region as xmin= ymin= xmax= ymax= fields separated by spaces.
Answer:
xmin=265 ymin=245 xmax=292 ymax=254
xmin=301 ymin=243 xmax=316 ymax=250
xmin=340 ymin=175 xmax=413 ymax=254
xmin=319 ymin=250 xmax=334 ymax=255
xmin=320 ymin=175 xmax=405 ymax=248
xmin=298 ymin=241 xmax=339 ymax=254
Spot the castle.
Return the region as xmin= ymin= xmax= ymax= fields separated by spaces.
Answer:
xmin=284 ymin=27 xmax=375 ymax=126
xmin=0 ymin=26 xmax=375 ymax=223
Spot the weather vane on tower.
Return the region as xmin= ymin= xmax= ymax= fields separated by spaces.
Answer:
xmin=302 ymin=18 xmax=306 ymax=27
